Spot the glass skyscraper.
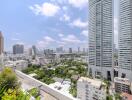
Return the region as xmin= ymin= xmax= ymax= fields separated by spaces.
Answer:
xmin=119 ymin=0 xmax=132 ymax=81
xmin=89 ymin=0 xmax=114 ymax=80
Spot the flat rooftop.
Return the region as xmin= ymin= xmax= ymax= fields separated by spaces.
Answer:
xmin=78 ymin=77 xmax=103 ymax=88
xmin=114 ymin=77 xmax=130 ymax=85
xmin=49 ymin=81 xmax=74 ymax=99
xmin=121 ymin=93 xmax=132 ymax=100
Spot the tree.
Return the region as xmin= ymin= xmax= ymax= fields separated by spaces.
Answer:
xmin=2 ymin=89 xmax=17 ymax=100
xmin=0 ymin=67 xmax=20 ymax=97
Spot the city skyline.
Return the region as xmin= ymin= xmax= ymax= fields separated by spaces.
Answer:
xmin=0 ymin=0 xmax=118 ymax=51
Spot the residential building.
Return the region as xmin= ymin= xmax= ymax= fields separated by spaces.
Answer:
xmin=78 ymin=47 xmax=80 ymax=53
xmin=88 ymin=0 xmax=114 ymax=80
xmin=0 ymin=31 xmax=4 ymax=55
xmin=83 ymin=48 xmax=85 ymax=53
xmin=77 ymin=77 xmax=106 ymax=100
xmin=69 ymin=48 xmax=72 ymax=53
xmin=114 ymin=77 xmax=131 ymax=94
xmin=13 ymin=44 xmax=24 ymax=54
xmin=32 ymin=45 xmax=37 ymax=56
xmin=56 ymin=47 xmax=63 ymax=53
xmin=28 ymin=48 xmax=33 ymax=56
xmin=4 ymin=60 xmax=28 ymax=70
xmin=121 ymin=93 xmax=132 ymax=100
xmin=44 ymin=49 xmax=54 ymax=55
xmin=118 ymin=0 xmax=132 ymax=81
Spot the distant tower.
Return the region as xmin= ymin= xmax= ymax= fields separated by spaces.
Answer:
xmin=32 ymin=45 xmax=37 ymax=55
xmin=83 ymin=48 xmax=85 ymax=53
xmin=69 ymin=48 xmax=72 ymax=53
xmin=13 ymin=44 xmax=24 ymax=54
xmin=28 ymin=48 xmax=33 ymax=56
xmin=0 ymin=31 xmax=4 ymax=55
xmin=78 ymin=47 xmax=80 ymax=53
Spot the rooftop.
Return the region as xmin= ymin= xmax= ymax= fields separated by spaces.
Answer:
xmin=49 ymin=81 xmax=74 ymax=98
xmin=121 ymin=93 xmax=132 ymax=100
xmin=114 ymin=77 xmax=130 ymax=85
xmin=78 ymin=77 xmax=103 ymax=88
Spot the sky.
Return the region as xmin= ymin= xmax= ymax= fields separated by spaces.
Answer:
xmin=0 ymin=0 xmax=118 ymax=51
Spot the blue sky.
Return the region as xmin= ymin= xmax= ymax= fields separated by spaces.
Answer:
xmin=0 ymin=0 xmax=118 ymax=51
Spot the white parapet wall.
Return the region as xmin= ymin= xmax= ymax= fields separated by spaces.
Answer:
xmin=15 ymin=70 xmax=77 ymax=100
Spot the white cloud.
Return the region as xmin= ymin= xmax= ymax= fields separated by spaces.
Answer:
xmin=68 ymin=0 xmax=88 ymax=8
xmin=37 ymin=36 xmax=55 ymax=48
xmin=81 ymin=30 xmax=88 ymax=37
xmin=15 ymin=33 xmax=20 ymax=35
xmin=70 ymin=18 xmax=88 ymax=28
xmin=15 ymin=42 xmax=25 ymax=45
xmin=50 ymin=0 xmax=67 ymax=4
xmin=29 ymin=2 xmax=60 ymax=17
xmin=11 ymin=38 xmax=20 ymax=41
xmin=44 ymin=36 xmax=55 ymax=42
xmin=60 ymin=14 xmax=70 ymax=22
xmin=62 ymin=6 xmax=68 ymax=11
xmin=58 ymin=33 xmax=64 ymax=37
xmin=61 ymin=34 xmax=81 ymax=43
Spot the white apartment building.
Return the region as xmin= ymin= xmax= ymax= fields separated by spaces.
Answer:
xmin=118 ymin=0 xmax=132 ymax=81
xmin=77 ymin=77 xmax=106 ymax=100
xmin=88 ymin=0 xmax=114 ymax=80
xmin=114 ymin=77 xmax=131 ymax=94
xmin=4 ymin=60 xmax=28 ymax=70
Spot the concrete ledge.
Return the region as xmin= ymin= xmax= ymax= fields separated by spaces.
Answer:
xmin=15 ymin=70 xmax=76 ymax=100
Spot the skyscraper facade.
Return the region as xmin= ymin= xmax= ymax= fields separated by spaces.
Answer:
xmin=89 ymin=0 xmax=114 ymax=80
xmin=13 ymin=44 xmax=24 ymax=54
xmin=118 ymin=0 xmax=132 ymax=81
xmin=0 ymin=31 xmax=4 ymax=55
xmin=32 ymin=45 xmax=37 ymax=56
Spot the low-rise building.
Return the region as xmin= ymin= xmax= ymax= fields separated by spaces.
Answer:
xmin=114 ymin=77 xmax=131 ymax=94
xmin=77 ymin=77 xmax=106 ymax=100
xmin=5 ymin=60 xmax=28 ymax=70
xmin=121 ymin=93 xmax=132 ymax=100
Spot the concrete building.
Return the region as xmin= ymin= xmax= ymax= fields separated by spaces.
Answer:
xmin=44 ymin=49 xmax=54 ymax=55
xmin=56 ymin=47 xmax=63 ymax=53
xmin=118 ymin=0 xmax=132 ymax=81
xmin=69 ymin=48 xmax=72 ymax=53
xmin=78 ymin=47 xmax=80 ymax=53
xmin=114 ymin=77 xmax=131 ymax=94
xmin=121 ymin=93 xmax=132 ymax=100
xmin=0 ymin=31 xmax=4 ymax=55
xmin=13 ymin=44 xmax=24 ymax=54
xmin=28 ymin=48 xmax=33 ymax=56
xmin=77 ymin=77 xmax=106 ymax=100
xmin=88 ymin=0 xmax=114 ymax=80
xmin=4 ymin=60 xmax=28 ymax=70
xmin=32 ymin=45 xmax=37 ymax=56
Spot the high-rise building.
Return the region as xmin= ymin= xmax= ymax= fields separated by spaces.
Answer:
xmin=32 ymin=45 xmax=37 ymax=56
xmin=69 ymin=48 xmax=72 ymax=53
xmin=118 ymin=0 xmax=132 ymax=81
xmin=13 ymin=44 xmax=24 ymax=54
xmin=78 ymin=47 xmax=80 ymax=53
xmin=83 ymin=48 xmax=86 ymax=53
xmin=28 ymin=48 xmax=33 ymax=56
xmin=0 ymin=31 xmax=4 ymax=55
xmin=88 ymin=0 xmax=114 ymax=80
xmin=56 ymin=47 xmax=63 ymax=53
